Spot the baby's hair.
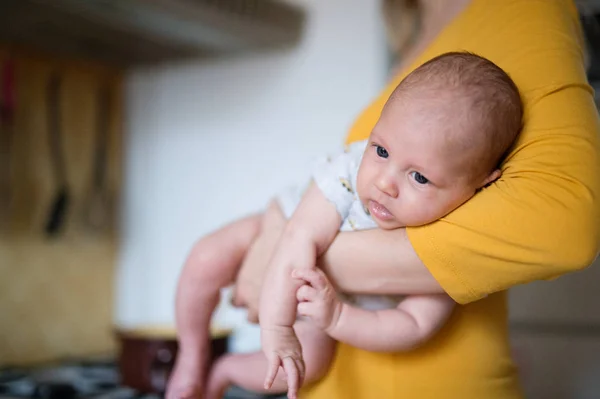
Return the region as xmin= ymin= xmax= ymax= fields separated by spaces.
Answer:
xmin=390 ymin=51 xmax=523 ymax=175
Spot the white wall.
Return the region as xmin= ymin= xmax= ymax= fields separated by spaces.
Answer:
xmin=115 ymin=0 xmax=388 ymax=352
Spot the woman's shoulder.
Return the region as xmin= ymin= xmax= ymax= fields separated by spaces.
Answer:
xmin=348 ymin=0 xmax=593 ymax=146
xmin=432 ymin=0 xmax=597 ymax=146
xmin=449 ymin=0 xmax=586 ymax=95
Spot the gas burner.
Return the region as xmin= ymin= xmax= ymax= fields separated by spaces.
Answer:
xmin=0 ymin=358 xmax=137 ymax=399
xmin=0 ymin=359 xmax=280 ymax=399
xmin=0 ymin=369 xmax=27 ymax=385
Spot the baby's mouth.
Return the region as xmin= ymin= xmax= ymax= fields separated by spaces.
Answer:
xmin=368 ymin=200 xmax=394 ymax=221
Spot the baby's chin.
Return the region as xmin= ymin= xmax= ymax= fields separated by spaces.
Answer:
xmin=373 ymin=218 xmax=406 ymax=230
xmin=378 ymin=214 xmax=441 ymax=230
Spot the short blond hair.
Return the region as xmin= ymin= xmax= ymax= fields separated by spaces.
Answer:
xmin=390 ymin=52 xmax=523 ymax=174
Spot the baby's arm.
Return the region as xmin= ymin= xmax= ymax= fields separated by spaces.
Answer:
xmin=294 ymin=268 xmax=455 ymax=352
xmin=259 ymin=183 xmax=341 ymax=397
xmin=330 ymin=294 xmax=455 ymax=352
xmin=261 ymin=183 xmax=342 ymax=325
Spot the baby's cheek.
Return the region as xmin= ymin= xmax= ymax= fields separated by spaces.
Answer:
xmin=355 ymin=168 xmax=368 ymax=192
xmin=401 ymin=196 xmax=434 ymax=226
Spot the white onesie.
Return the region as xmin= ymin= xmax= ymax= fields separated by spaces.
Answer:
xmin=277 ymin=140 xmax=403 ymax=311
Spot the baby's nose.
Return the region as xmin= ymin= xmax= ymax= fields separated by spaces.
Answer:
xmin=376 ymin=173 xmax=399 ymax=198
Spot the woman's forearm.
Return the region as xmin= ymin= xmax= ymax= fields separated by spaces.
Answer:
xmin=319 ymin=227 xmax=445 ymax=295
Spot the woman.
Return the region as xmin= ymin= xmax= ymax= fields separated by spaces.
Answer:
xmin=232 ymin=0 xmax=600 ymax=398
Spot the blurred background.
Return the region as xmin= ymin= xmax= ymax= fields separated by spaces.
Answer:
xmin=0 ymin=1 xmax=599 ymax=398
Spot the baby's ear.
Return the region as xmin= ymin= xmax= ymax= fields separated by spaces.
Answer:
xmin=479 ymin=169 xmax=502 ymax=189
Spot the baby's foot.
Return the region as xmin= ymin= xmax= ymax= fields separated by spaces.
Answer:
xmin=168 ymin=386 xmax=201 ymax=399
xmin=165 ymin=358 xmax=204 ymax=399
xmin=204 ymin=356 xmax=231 ymax=399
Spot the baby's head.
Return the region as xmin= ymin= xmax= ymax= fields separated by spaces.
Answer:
xmin=357 ymin=52 xmax=523 ymax=229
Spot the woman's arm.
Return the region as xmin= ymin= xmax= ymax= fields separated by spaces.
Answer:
xmin=321 ymin=81 xmax=600 ymax=303
xmin=320 ymin=86 xmax=600 ymax=305
xmin=323 ymin=1 xmax=600 ymax=305
xmin=319 ymin=228 xmax=443 ymax=295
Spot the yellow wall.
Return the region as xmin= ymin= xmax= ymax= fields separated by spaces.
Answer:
xmin=0 ymin=48 xmax=122 ymax=365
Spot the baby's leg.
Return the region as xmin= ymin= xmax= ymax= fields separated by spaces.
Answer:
xmin=294 ymin=320 xmax=336 ymax=386
xmin=204 ymin=321 xmax=335 ymax=399
xmin=167 ymin=214 xmax=263 ymax=399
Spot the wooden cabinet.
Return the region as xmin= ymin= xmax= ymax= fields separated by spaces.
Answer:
xmin=0 ymin=48 xmax=123 ymax=365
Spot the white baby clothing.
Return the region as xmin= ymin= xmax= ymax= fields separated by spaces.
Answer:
xmin=276 ymin=139 xmax=403 ymax=311
xmin=277 ymin=140 xmax=375 ymax=231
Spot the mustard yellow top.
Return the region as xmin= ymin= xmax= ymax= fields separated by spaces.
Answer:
xmin=301 ymin=1 xmax=600 ymax=398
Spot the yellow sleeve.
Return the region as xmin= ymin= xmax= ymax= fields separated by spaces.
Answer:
xmin=407 ymin=0 xmax=600 ymax=304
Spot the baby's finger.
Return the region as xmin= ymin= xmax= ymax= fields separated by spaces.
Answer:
xmin=297 ymin=302 xmax=315 ymax=317
xmin=229 ymin=285 xmax=245 ymax=308
xmin=264 ymin=355 xmax=281 ymax=390
xmin=296 ymin=285 xmax=317 ymax=302
xmin=282 ymin=357 xmax=300 ymax=399
xmin=295 ymin=357 xmax=306 ymax=386
xmin=292 ymin=268 xmax=328 ymax=290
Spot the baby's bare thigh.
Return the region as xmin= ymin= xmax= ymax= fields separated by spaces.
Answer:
xmin=294 ymin=320 xmax=336 ymax=382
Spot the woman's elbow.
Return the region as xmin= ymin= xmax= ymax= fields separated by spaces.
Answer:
xmin=559 ymin=234 xmax=599 ymax=273
xmin=553 ymin=205 xmax=600 ymax=273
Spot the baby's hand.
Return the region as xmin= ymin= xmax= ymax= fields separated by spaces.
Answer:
xmin=293 ymin=268 xmax=343 ymax=333
xmin=261 ymin=326 xmax=305 ymax=399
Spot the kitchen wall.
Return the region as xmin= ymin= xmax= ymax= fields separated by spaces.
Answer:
xmin=116 ymin=0 xmax=388 ymax=351
xmin=509 ymin=264 xmax=600 ymax=398
xmin=0 ymin=49 xmax=122 ymax=365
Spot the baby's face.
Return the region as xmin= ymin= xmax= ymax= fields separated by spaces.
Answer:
xmin=356 ymin=95 xmax=498 ymax=229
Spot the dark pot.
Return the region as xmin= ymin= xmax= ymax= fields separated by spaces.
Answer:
xmin=115 ymin=326 xmax=230 ymax=394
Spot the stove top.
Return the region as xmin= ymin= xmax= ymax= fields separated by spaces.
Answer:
xmin=0 ymin=358 xmax=160 ymax=399
xmin=0 ymin=359 xmax=283 ymax=399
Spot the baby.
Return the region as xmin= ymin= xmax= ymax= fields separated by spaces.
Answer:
xmin=168 ymin=52 xmax=523 ymax=399
xmin=260 ymin=51 xmax=523 ymax=398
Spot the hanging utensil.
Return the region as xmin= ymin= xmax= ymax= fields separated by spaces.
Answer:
xmin=81 ymin=81 xmax=112 ymax=234
xmin=44 ymin=72 xmax=69 ymax=237
xmin=0 ymin=58 xmax=15 ymax=231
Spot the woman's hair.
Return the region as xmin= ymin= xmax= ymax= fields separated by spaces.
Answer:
xmin=381 ymin=0 xmax=420 ymax=55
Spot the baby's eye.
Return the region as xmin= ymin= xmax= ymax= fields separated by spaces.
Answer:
xmin=411 ymin=171 xmax=429 ymax=185
xmin=375 ymin=145 xmax=389 ymax=158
